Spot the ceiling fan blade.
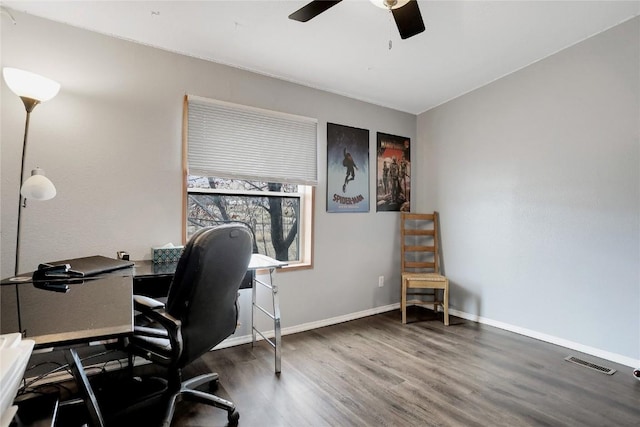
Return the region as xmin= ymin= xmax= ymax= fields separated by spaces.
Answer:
xmin=391 ymin=0 xmax=425 ymax=40
xmin=288 ymin=1 xmax=342 ymax=22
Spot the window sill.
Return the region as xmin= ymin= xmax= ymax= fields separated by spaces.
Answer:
xmin=253 ymin=261 xmax=311 ymax=275
xmin=282 ymin=262 xmax=312 ymax=272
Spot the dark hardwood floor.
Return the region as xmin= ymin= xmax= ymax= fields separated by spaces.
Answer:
xmin=169 ymin=308 xmax=640 ymax=426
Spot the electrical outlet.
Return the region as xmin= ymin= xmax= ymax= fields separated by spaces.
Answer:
xmin=378 ymin=275 xmax=384 ymax=287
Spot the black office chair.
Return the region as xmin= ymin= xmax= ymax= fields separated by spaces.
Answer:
xmin=126 ymin=223 xmax=253 ymax=426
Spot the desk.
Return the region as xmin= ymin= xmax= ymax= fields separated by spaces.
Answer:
xmin=0 ymin=271 xmax=133 ymax=427
xmin=1 ymin=253 xmax=285 ymax=376
xmin=0 ymin=270 xmax=134 ymax=347
xmin=132 ymin=254 xmax=287 ymax=373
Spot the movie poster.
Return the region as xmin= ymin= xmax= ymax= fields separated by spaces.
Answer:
xmin=326 ymin=123 xmax=369 ymax=213
xmin=376 ymin=132 xmax=410 ymax=212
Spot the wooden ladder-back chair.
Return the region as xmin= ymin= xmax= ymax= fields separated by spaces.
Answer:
xmin=401 ymin=212 xmax=449 ymax=325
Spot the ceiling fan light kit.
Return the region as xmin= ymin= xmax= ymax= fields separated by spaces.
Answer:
xmin=369 ymin=0 xmax=410 ymax=10
xmin=289 ymin=0 xmax=425 ymax=40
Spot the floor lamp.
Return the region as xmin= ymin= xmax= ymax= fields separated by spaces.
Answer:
xmin=3 ymin=67 xmax=60 ymax=276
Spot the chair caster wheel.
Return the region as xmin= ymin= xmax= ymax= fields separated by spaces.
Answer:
xmin=228 ymin=410 xmax=240 ymax=425
xmin=209 ymin=378 xmax=219 ymax=392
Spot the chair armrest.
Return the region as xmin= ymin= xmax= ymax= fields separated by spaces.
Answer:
xmin=134 ymin=305 xmax=181 ymax=336
xmin=134 ymin=325 xmax=169 ymax=339
xmin=133 ymin=294 xmax=165 ymax=311
xmin=131 ymin=296 xmax=183 ymax=361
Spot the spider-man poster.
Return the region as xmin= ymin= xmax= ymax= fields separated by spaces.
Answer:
xmin=376 ymin=132 xmax=410 ymax=212
xmin=326 ymin=123 xmax=369 ymax=213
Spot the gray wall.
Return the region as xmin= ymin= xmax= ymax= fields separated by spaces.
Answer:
xmin=1 ymin=12 xmax=414 ymax=338
xmin=417 ymin=17 xmax=639 ymax=365
xmin=3 ymin=10 xmax=638 ymax=367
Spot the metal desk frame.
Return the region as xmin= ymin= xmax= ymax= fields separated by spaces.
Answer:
xmin=248 ymin=254 xmax=286 ymax=374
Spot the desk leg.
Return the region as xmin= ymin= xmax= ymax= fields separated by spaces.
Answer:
xmin=251 ymin=271 xmax=257 ymax=348
xmin=64 ymin=348 xmax=105 ymax=427
xmin=251 ymin=269 xmax=282 ymax=374
xmin=271 ymin=273 xmax=281 ymax=374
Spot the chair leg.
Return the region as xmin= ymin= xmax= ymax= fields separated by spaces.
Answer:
xmin=182 ymin=388 xmax=236 ymax=414
xmin=161 ymin=391 xmax=180 ymax=427
xmin=401 ymin=278 xmax=407 ymax=324
xmin=443 ymin=283 xmax=449 ymax=326
xmin=182 ymin=372 xmax=218 ymax=390
xmin=161 ymin=373 xmax=238 ymax=427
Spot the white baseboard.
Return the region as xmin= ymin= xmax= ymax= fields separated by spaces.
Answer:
xmin=223 ymin=304 xmax=639 ymax=369
xmin=448 ymin=308 xmax=640 ymax=369
xmin=216 ymin=303 xmax=401 ymax=350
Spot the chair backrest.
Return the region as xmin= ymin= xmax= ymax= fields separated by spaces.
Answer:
xmin=188 ymin=220 xmax=258 ymax=290
xmin=400 ymin=212 xmax=442 ymax=274
xmin=188 ymin=219 xmax=259 ymax=254
xmin=166 ymin=223 xmax=253 ymax=366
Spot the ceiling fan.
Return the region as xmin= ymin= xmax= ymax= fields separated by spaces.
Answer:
xmin=288 ymin=0 xmax=425 ymax=40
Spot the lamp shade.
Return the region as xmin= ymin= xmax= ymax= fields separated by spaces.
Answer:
xmin=3 ymin=67 xmax=60 ymax=102
xmin=369 ymin=0 xmax=410 ymax=9
xmin=20 ymin=168 xmax=56 ymax=201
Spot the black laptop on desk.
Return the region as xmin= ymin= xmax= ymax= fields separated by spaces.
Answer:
xmin=47 ymin=255 xmax=134 ymax=277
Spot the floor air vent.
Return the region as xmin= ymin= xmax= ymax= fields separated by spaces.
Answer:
xmin=564 ymin=356 xmax=616 ymax=375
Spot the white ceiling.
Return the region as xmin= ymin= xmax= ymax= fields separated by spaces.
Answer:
xmin=3 ymin=1 xmax=639 ymax=114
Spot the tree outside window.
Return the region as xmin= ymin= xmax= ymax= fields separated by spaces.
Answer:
xmin=187 ymin=176 xmax=302 ymax=262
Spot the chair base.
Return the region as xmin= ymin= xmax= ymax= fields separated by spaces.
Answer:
xmin=162 ymin=372 xmax=239 ymax=427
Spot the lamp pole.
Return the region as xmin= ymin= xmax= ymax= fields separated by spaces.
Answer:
xmin=15 ymin=99 xmax=39 ymax=276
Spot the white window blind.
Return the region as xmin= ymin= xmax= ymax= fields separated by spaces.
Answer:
xmin=187 ymin=96 xmax=318 ymax=185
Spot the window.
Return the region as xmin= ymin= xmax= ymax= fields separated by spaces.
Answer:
xmin=187 ymin=177 xmax=313 ymax=264
xmin=184 ymin=96 xmax=317 ymax=268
